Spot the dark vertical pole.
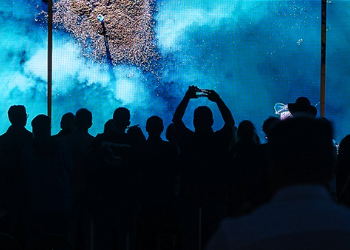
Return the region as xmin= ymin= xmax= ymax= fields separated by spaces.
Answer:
xmin=48 ymin=0 xmax=53 ymax=118
xmin=320 ymin=0 xmax=327 ymax=117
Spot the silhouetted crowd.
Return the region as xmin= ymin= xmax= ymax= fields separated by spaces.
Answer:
xmin=1 ymin=86 xmax=350 ymax=250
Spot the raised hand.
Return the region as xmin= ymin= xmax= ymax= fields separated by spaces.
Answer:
xmin=185 ymin=85 xmax=199 ymax=99
xmin=206 ymin=89 xmax=221 ymax=103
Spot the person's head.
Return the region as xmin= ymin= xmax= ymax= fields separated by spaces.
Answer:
xmin=146 ymin=116 xmax=164 ymax=137
xmin=193 ymin=106 xmax=213 ymax=132
xmin=75 ymin=108 xmax=92 ymax=131
xmin=127 ymin=125 xmax=146 ymax=144
xmin=262 ymin=116 xmax=281 ymax=141
xmin=113 ymin=107 xmax=130 ymax=131
xmin=8 ymin=105 xmax=28 ymax=127
xmin=166 ymin=123 xmax=175 ymax=142
xmin=268 ymin=117 xmax=335 ymax=190
xmin=31 ymin=114 xmax=51 ymax=139
xmin=104 ymin=119 xmax=114 ymax=134
xmin=237 ymin=120 xmax=256 ymax=142
xmin=60 ymin=112 xmax=75 ymax=130
xmin=337 ymin=134 xmax=350 ymax=167
xmin=288 ymin=97 xmax=317 ymax=118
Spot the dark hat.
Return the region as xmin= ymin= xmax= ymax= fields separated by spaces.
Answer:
xmin=288 ymin=97 xmax=317 ymax=118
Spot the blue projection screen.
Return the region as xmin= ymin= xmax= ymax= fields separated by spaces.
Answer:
xmin=0 ymin=0 xmax=348 ymax=142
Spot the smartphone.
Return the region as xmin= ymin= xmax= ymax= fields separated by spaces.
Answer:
xmin=196 ymin=89 xmax=209 ymax=97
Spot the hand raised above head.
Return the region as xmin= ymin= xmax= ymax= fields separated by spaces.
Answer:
xmin=206 ymin=89 xmax=221 ymax=103
xmin=185 ymin=85 xmax=199 ymax=99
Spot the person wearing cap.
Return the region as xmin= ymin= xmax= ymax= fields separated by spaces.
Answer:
xmin=288 ymin=97 xmax=317 ymax=118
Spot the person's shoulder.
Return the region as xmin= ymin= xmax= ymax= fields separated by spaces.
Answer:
xmin=97 ymin=132 xmax=133 ymax=148
xmin=57 ymin=140 xmax=70 ymax=152
xmin=212 ymin=124 xmax=235 ymax=147
xmin=55 ymin=139 xmax=73 ymax=158
xmin=212 ymin=190 xmax=350 ymax=249
xmin=23 ymin=127 xmax=32 ymax=135
xmin=53 ymin=137 xmax=67 ymax=149
xmin=62 ymin=130 xmax=94 ymax=141
xmin=173 ymin=120 xmax=192 ymax=133
xmin=85 ymin=133 xmax=95 ymax=146
xmin=87 ymin=132 xmax=104 ymax=148
xmin=93 ymin=132 xmax=106 ymax=143
xmin=148 ymin=138 xmax=173 ymax=151
xmin=0 ymin=132 xmax=6 ymax=144
xmin=220 ymin=212 xmax=258 ymax=230
xmin=21 ymin=128 xmax=33 ymax=144
xmin=215 ymin=123 xmax=234 ymax=134
xmin=157 ymin=138 xmax=170 ymax=146
xmin=112 ymin=132 xmax=133 ymax=144
xmin=21 ymin=141 xmax=34 ymax=155
xmin=95 ymin=132 xmax=104 ymax=139
xmin=207 ymin=216 xmax=256 ymax=250
xmin=174 ymin=122 xmax=194 ymax=144
xmin=333 ymin=202 xmax=350 ymax=217
xmin=86 ymin=132 xmax=95 ymax=139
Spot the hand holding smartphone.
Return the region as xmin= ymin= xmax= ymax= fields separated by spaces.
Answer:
xmin=196 ymin=89 xmax=209 ymax=97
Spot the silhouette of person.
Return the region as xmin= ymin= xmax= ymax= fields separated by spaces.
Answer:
xmin=336 ymin=135 xmax=350 ymax=205
xmin=104 ymin=119 xmax=114 ymax=134
xmin=53 ymin=112 xmax=75 ymax=139
xmin=0 ymin=105 xmax=32 ymax=243
xmin=165 ymin=123 xmax=176 ymax=143
xmin=262 ymin=116 xmax=280 ymax=142
xmin=135 ymin=116 xmax=178 ymax=250
xmin=0 ymin=105 xmax=32 ymax=163
xmin=172 ymin=86 xmax=235 ymax=151
xmin=172 ymin=86 xmax=235 ymax=250
xmin=206 ymin=117 xmax=350 ymax=250
xmin=228 ymin=120 xmax=268 ymax=217
xmin=60 ymin=109 xmax=94 ymax=201
xmin=288 ymin=97 xmax=317 ymax=118
xmin=86 ymin=107 xmax=137 ymax=250
xmin=127 ymin=125 xmax=146 ymax=148
xmin=21 ymin=114 xmax=73 ymax=248
xmin=60 ymin=108 xmax=94 ymax=249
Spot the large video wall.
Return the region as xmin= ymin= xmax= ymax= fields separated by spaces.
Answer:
xmin=0 ymin=0 xmax=348 ymax=142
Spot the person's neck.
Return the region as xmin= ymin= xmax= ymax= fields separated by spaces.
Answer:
xmin=148 ymin=134 xmax=162 ymax=141
xmin=77 ymin=128 xmax=88 ymax=133
xmin=33 ymin=135 xmax=52 ymax=144
xmin=113 ymin=126 xmax=126 ymax=134
xmin=10 ymin=124 xmax=25 ymax=129
xmin=195 ymin=127 xmax=213 ymax=134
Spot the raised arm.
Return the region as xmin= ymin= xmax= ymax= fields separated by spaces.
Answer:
xmin=172 ymin=85 xmax=198 ymax=124
xmin=207 ymin=90 xmax=235 ymax=128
